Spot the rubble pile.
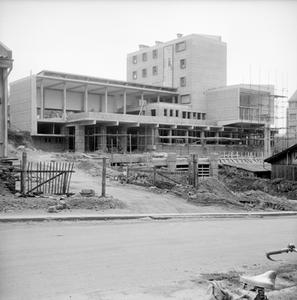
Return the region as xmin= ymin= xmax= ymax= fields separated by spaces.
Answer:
xmin=220 ymin=168 xmax=297 ymax=200
xmin=0 ymin=164 xmax=16 ymax=194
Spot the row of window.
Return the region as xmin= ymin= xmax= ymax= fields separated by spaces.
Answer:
xmin=289 ymin=113 xmax=297 ymax=120
xmin=151 ymin=109 xmax=205 ymax=120
xmin=132 ymin=41 xmax=186 ymax=64
xmin=289 ymin=102 xmax=297 ymax=109
xmin=133 ymin=50 xmax=158 ymax=64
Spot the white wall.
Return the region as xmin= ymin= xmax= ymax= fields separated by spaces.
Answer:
xmin=10 ymin=76 xmax=34 ymax=132
xmin=206 ymin=87 xmax=239 ymax=123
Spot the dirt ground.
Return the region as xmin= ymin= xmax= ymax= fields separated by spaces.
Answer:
xmin=1 ymin=146 xmax=297 ymax=215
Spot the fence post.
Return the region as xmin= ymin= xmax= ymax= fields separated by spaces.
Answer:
xmin=101 ymin=157 xmax=106 ymax=197
xmin=20 ymin=151 xmax=27 ymax=194
xmin=193 ymin=154 xmax=198 ymax=188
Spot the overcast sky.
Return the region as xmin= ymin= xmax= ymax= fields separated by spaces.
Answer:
xmin=0 ymin=0 xmax=296 ymax=98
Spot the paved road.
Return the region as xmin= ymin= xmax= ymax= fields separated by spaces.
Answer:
xmin=0 ymin=217 xmax=297 ymax=299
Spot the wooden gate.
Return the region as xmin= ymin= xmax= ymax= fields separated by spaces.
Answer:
xmin=20 ymin=160 xmax=74 ymax=195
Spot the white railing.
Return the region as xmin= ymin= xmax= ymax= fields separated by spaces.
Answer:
xmin=67 ymin=112 xmax=209 ymax=127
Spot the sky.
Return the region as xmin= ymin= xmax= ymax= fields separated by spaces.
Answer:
xmin=0 ymin=0 xmax=297 ymax=99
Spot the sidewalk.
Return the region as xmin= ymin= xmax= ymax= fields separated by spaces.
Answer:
xmin=1 ymin=211 xmax=296 ymax=222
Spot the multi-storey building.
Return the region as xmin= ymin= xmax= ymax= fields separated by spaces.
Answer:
xmin=8 ymin=34 xmax=277 ymax=156
xmin=287 ymin=90 xmax=297 ymax=146
xmin=127 ymin=34 xmax=226 ymax=112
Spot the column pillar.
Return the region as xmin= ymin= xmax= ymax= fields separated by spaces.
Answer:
xmin=74 ymin=125 xmax=85 ymax=152
xmin=185 ymin=130 xmax=189 ymax=144
xmin=153 ymin=126 xmax=159 ymax=146
xmin=215 ymin=131 xmax=219 ymax=144
xmin=119 ymin=127 xmax=127 ymax=153
xmin=63 ymin=84 xmax=67 ymax=119
xmin=40 ymin=80 xmax=44 ymax=119
xmin=157 ymin=95 xmax=160 ymax=103
xmin=168 ymin=129 xmax=172 ymax=144
xmin=84 ymin=85 xmax=88 ymax=112
xmin=104 ymin=87 xmax=108 ymax=113
xmin=201 ymin=130 xmax=205 ymax=145
xmin=264 ymin=127 xmax=271 ymax=158
xmin=123 ymin=90 xmax=127 ymax=114
xmin=99 ymin=126 xmax=107 ymax=151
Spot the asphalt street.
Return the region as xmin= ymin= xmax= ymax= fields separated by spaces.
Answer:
xmin=0 ymin=217 xmax=297 ymax=299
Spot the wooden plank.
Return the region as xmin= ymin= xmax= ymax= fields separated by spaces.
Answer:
xmin=66 ymin=162 xmax=74 ymax=194
xmin=27 ymin=171 xmax=64 ymax=194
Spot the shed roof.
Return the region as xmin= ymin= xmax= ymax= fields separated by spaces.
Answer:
xmin=264 ymin=143 xmax=297 ymax=164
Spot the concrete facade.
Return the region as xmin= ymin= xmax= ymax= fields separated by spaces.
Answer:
xmin=9 ymin=35 xmax=277 ymax=156
xmin=127 ymin=34 xmax=227 ymax=112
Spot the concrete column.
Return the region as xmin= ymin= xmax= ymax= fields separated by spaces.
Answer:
xmin=74 ymin=125 xmax=85 ymax=152
xmin=99 ymin=126 xmax=107 ymax=151
xmin=201 ymin=130 xmax=205 ymax=145
xmin=0 ymin=69 xmax=8 ymax=157
xmin=157 ymin=95 xmax=160 ymax=103
xmin=123 ymin=90 xmax=127 ymax=114
xmin=185 ymin=130 xmax=189 ymax=144
xmin=104 ymin=87 xmax=108 ymax=113
xmin=168 ymin=129 xmax=172 ymax=144
xmin=215 ymin=131 xmax=219 ymax=144
xmin=119 ymin=127 xmax=127 ymax=153
xmin=167 ymin=153 xmax=177 ymax=171
xmin=153 ymin=127 xmax=159 ymax=145
xmin=63 ymin=84 xmax=67 ymax=119
xmin=40 ymin=80 xmax=44 ymax=119
xmin=264 ymin=127 xmax=271 ymax=158
xmin=210 ymin=154 xmax=219 ymax=178
xmin=84 ymin=85 xmax=88 ymax=112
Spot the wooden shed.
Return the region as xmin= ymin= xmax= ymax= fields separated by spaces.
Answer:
xmin=264 ymin=143 xmax=297 ymax=181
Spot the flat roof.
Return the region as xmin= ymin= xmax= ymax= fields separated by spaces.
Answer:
xmin=37 ymin=70 xmax=178 ymax=93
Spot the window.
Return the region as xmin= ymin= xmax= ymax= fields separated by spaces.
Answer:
xmin=182 ymin=111 xmax=186 ymax=119
xmin=290 ymin=113 xmax=297 ymax=120
xmin=180 ymin=77 xmax=186 ymax=87
xmin=175 ymin=41 xmax=186 ymax=52
xmin=187 ymin=112 xmax=191 ymax=119
xmin=142 ymin=52 xmax=147 ymax=61
xmin=132 ymin=71 xmax=137 ymax=80
xmin=175 ymin=110 xmax=179 ymax=117
xmin=180 ymin=94 xmax=190 ymax=104
xmin=197 ymin=113 xmax=201 ymax=120
xmin=132 ymin=55 xmax=137 ymax=64
xmin=170 ymin=109 xmax=173 ymax=117
xmin=152 ymin=49 xmax=158 ymax=59
xmin=142 ymin=69 xmax=147 ymax=78
xmin=164 ymin=109 xmax=167 ymax=116
xmin=202 ymin=113 xmax=206 ymax=120
xmin=193 ymin=112 xmax=196 ymax=118
xmin=151 ymin=109 xmax=156 ymax=116
xmin=180 ymin=59 xmax=186 ymax=69
xmin=152 ymin=66 xmax=158 ymax=76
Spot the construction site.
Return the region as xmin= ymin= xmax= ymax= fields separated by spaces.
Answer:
xmin=1 ymin=33 xmax=296 ymax=208
xmin=1 ymin=0 xmax=297 ymax=297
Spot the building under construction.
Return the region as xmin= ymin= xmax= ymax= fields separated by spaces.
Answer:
xmin=9 ymin=34 xmax=281 ymax=156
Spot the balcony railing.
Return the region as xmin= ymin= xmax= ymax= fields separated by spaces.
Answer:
xmin=66 ymin=111 xmax=210 ymax=127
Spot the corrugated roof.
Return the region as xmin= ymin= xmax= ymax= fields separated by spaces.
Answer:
xmin=264 ymin=143 xmax=297 ymax=164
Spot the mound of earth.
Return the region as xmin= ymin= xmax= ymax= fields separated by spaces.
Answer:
xmin=0 ymin=194 xmax=125 ymax=213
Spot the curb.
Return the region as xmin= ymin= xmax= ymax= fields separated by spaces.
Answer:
xmin=0 ymin=211 xmax=296 ymax=223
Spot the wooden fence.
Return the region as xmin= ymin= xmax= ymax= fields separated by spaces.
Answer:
xmin=272 ymin=165 xmax=297 ymax=181
xmin=20 ymin=155 xmax=74 ymax=195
